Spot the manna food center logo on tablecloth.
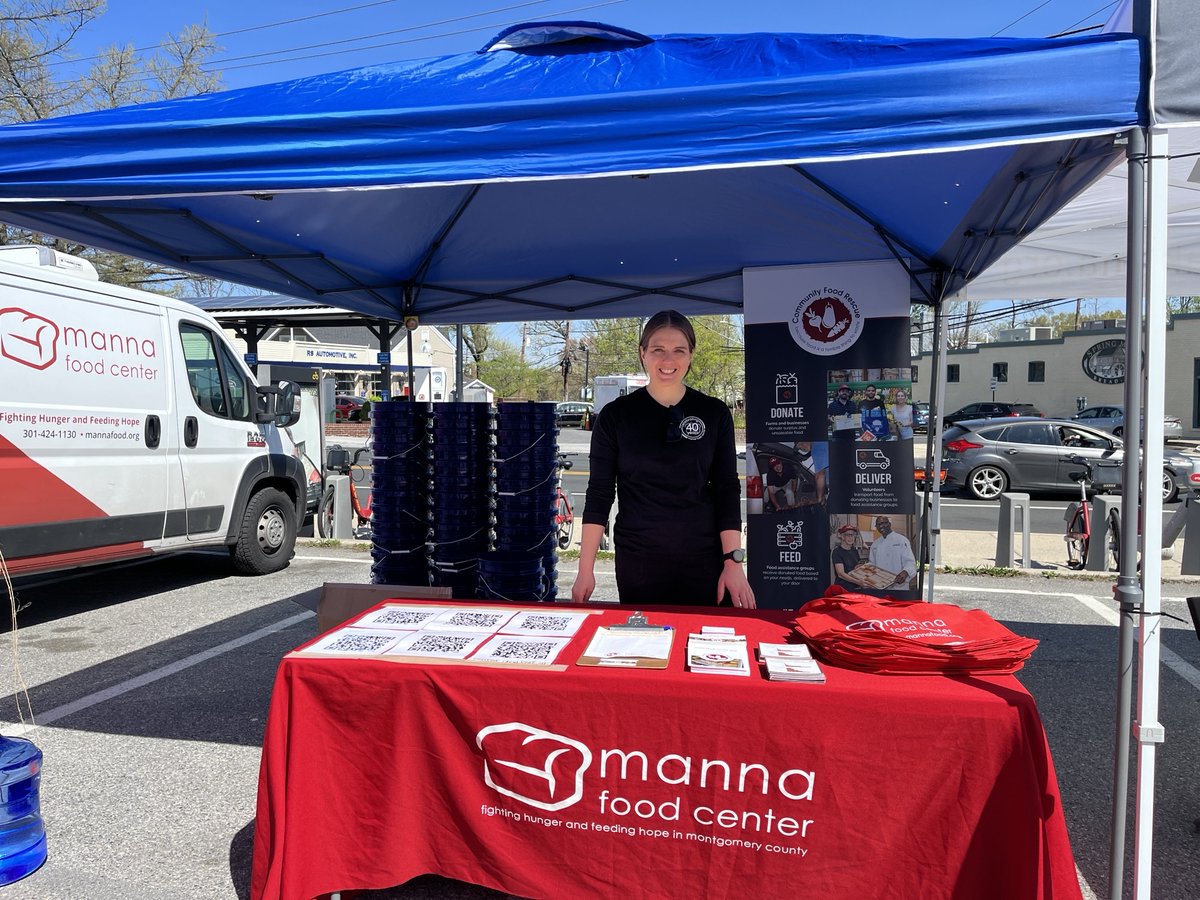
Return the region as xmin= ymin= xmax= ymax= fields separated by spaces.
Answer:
xmin=476 ymin=721 xmax=818 ymax=853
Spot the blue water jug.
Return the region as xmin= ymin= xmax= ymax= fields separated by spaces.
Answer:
xmin=0 ymin=736 xmax=47 ymax=885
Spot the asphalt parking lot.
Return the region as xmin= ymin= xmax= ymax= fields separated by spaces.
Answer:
xmin=3 ymin=544 xmax=1200 ymax=899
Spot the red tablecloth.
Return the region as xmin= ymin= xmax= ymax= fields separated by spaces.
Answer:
xmin=251 ymin=600 xmax=1082 ymax=900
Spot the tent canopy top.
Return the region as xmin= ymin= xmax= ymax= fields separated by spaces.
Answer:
xmin=0 ymin=22 xmax=1143 ymax=322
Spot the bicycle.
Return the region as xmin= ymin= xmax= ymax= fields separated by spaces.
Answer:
xmin=316 ymin=443 xmax=374 ymax=539
xmin=556 ymin=453 xmax=575 ymax=550
xmin=1064 ymin=454 xmax=1120 ymax=570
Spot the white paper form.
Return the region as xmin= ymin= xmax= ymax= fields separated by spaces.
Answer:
xmin=580 ymin=627 xmax=673 ymax=663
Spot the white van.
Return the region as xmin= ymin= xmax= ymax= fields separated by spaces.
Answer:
xmin=0 ymin=246 xmax=305 ymax=578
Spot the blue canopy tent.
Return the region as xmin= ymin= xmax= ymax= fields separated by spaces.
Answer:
xmin=0 ymin=23 xmax=1141 ymax=325
xmin=0 ymin=19 xmax=1158 ymax=898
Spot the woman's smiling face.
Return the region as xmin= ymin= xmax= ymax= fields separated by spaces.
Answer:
xmin=640 ymin=326 xmax=692 ymax=388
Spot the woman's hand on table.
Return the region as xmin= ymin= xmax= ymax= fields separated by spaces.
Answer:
xmin=719 ymin=560 xmax=756 ymax=609
xmin=571 ymin=569 xmax=596 ymax=603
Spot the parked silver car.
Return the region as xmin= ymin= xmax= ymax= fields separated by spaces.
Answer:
xmin=942 ymin=417 xmax=1199 ymax=502
xmin=1070 ymin=404 xmax=1183 ymax=440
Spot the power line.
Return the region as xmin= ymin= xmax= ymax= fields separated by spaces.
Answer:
xmin=1051 ymin=2 xmax=1120 ymax=38
xmin=52 ymin=0 xmax=556 ymax=67
xmin=213 ymin=0 xmax=628 ymax=73
xmin=991 ymin=0 xmax=1054 ymax=37
xmin=206 ymin=0 xmax=571 ymax=68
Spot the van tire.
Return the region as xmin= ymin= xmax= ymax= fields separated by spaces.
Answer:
xmin=232 ymin=487 xmax=297 ymax=575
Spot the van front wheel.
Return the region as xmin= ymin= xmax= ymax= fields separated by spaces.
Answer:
xmin=232 ymin=487 xmax=297 ymax=575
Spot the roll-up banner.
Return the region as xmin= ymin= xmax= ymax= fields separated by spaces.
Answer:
xmin=743 ymin=261 xmax=916 ymax=609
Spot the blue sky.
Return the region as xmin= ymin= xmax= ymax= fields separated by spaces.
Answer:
xmin=69 ymin=1 xmax=1122 ymax=91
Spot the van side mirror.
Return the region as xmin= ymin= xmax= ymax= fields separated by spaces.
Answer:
xmin=255 ymin=380 xmax=301 ymax=427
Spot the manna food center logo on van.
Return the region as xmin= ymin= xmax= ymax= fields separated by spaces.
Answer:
xmin=0 ymin=307 xmax=60 ymax=370
xmin=0 ymin=307 xmax=160 ymax=380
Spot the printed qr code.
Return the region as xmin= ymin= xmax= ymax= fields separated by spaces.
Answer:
xmin=324 ymin=633 xmax=395 ymax=653
xmin=489 ymin=639 xmax=560 ymax=662
xmin=444 ymin=611 xmax=504 ymax=628
xmin=407 ymin=633 xmax=477 ymax=654
xmin=518 ymin=615 xmax=573 ymax=632
xmin=374 ymin=609 xmax=433 ymax=626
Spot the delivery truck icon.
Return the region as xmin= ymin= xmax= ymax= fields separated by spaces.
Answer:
xmin=0 ymin=307 xmax=59 ymax=370
xmin=856 ymin=448 xmax=891 ymax=471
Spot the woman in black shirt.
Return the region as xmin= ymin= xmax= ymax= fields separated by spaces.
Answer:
xmin=572 ymin=310 xmax=754 ymax=608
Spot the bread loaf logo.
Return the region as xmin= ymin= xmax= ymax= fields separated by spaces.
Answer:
xmin=0 ymin=307 xmax=59 ymax=370
xmin=477 ymin=723 xmax=592 ymax=811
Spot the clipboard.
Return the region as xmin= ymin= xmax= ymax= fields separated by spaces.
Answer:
xmin=576 ymin=612 xmax=675 ymax=669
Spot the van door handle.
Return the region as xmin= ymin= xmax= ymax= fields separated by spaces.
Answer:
xmin=184 ymin=416 xmax=199 ymax=448
xmin=144 ymin=415 xmax=161 ymax=449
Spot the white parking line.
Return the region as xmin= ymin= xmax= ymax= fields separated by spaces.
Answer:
xmin=295 ymin=554 xmax=371 ymax=563
xmin=3 ymin=610 xmax=314 ymax=738
xmin=1065 ymin=593 xmax=1200 ymax=691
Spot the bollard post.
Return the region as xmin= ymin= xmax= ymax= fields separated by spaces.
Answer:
xmin=1088 ymin=494 xmax=1121 ymax=572
xmin=1181 ymin=497 xmax=1200 ymax=576
xmin=330 ymin=474 xmax=354 ymax=539
xmin=996 ymin=493 xmax=1031 ymax=568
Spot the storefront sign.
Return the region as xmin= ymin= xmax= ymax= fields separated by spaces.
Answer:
xmin=1081 ymin=338 xmax=1126 ymax=384
xmin=743 ymin=261 xmax=916 ymax=608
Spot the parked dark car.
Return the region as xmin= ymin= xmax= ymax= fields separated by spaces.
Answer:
xmin=941 ymin=417 xmax=1199 ymax=502
xmin=555 ymin=401 xmax=593 ymax=427
xmin=942 ymin=401 xmax=1042 ymax=430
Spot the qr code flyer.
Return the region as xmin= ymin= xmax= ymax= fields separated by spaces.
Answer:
xmin=472 ymin=634 xmax=573 ymax=666
xmin=429 ymin=607 xmax=517 ymax=633
xmin=307 ymin=628 xmax=403 ymax=656
xmin=387 ymin=629 xmax=491 ymax=659
xmin=351 ymin=605 xmax=449 ymax=631
xmin=502 ymin=610 xmax=590 ymax=638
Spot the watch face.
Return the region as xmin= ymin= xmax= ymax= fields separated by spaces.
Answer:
xmin=726 ymin=549 xmax=745 ymax=563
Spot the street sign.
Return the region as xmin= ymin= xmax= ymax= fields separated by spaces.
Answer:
xmin=989 ymin=376 xmax=998 ymax=391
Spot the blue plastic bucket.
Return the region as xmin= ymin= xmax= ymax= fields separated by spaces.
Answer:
xmin=0 ymin=736 xmax=46 ymax=886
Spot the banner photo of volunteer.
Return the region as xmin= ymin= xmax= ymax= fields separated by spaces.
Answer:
xmin=743 ymin=261 xmax=915 ymax=609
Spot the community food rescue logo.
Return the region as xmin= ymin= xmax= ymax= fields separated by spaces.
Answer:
xmin=476 ymin=722 xmax=817 ymax=852
xmin=788 ymin=287 xmax=864 ymax=355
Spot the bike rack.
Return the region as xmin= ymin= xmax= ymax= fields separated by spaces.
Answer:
xmin=996 ymin=493 xmax=1031 ymax=568
xmin=329 ymin=474 xmax=355 ymax=540
xmin=1087 ymin=494 xmax=1121 ymax=572
xmin=1174 ymin=495 xmax=1200 ymax=575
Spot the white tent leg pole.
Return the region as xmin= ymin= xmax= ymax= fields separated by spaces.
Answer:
xmin=1109 ymin=126 xmax=1145 ymax=900
xmin=923 ymin=298 xmax=949 ymax=602
xmin=1132 ymin=123 xmax=1169 ymax=900
xmin=455 ymin=325 xmax=465 ymax=400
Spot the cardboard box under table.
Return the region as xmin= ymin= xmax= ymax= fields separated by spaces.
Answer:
xmin=251 ymin=597 xmax=1081 ymax=900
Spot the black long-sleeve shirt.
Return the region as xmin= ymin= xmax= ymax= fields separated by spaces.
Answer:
xmin=582 ymin=386 xmax=741 ymax=555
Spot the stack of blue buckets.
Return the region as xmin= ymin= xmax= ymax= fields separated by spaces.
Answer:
xmin=489 ymin=402 xmax=560 ymax=602
xmin=430 ymin=403 xmax=496 ymax=598
xmin=0 ymin=735 xmax=46 ymax=885
xmin=369 ymin=401 xmax=434 ymax=586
